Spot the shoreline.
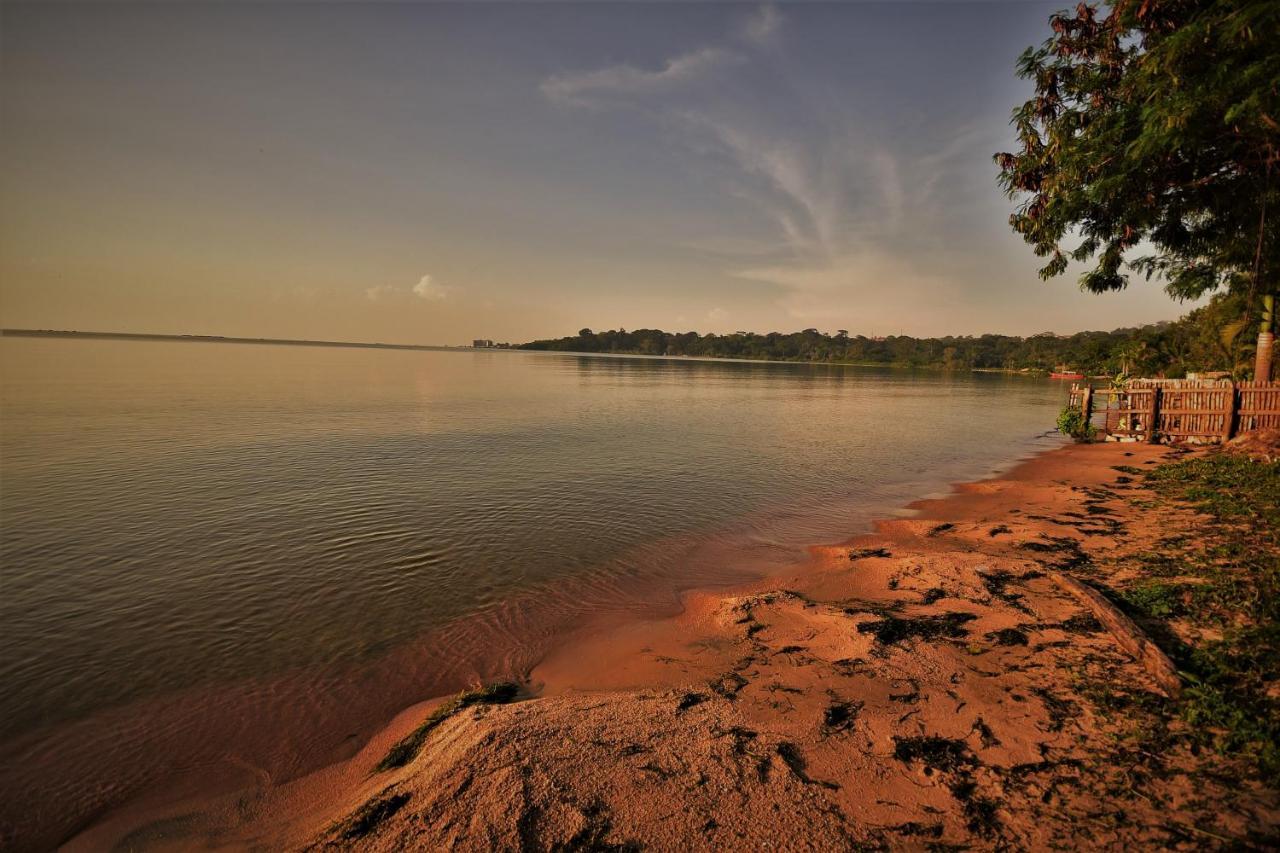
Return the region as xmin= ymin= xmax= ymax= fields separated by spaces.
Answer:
xmin=3 ymin=329 xmax=1053 ymax=375
xmin=2 ymin=436 xmax=1058 ymax=851
xmin=59 ymin=439 xmax=1279 ymax=849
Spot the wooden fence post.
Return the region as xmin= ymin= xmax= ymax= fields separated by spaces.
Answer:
xmin=1147 ymin=387 xmax=1161 ymax=443
xmin=1081 ymin=385 xmax=1093 ymax=431
xmin=1222 ymin=384 xmax=1237 ymax=442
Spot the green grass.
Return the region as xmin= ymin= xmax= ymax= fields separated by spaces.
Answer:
xmin=375 ymin=682 xmax=520 ymax=772
xmin=1106 ymin=453 xmax=1280 ymax=778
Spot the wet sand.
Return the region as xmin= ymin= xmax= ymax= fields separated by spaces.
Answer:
xmin=64 ymin=441 xmax=1280 ymax=848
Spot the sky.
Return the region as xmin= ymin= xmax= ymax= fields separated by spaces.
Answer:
xmin=1 ymin=1 xmax=1200 ymax=345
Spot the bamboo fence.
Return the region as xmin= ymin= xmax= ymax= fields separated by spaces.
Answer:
xmin=1068 ymin=379 xmax=1280 ymax=443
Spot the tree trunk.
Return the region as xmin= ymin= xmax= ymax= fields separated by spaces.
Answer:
xmin=1257 ymin=294 xmax=1275 ymax=382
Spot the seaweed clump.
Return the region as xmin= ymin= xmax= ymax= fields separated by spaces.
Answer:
xmin=893 ymin=736 xmax=1003 ymax=838
xmin=676 ymin=691 xmax=707 ymax=712
xmin=776 ymin=742 xmax=840 ymax=790
xmin=892 ymin=736 xmax=976 ymax=776
xmin=857 ymin=611 xmax=977 ymax=646
xmin=985 ymin=627 xmax=1029 ymax=647
xmin=333 ymin=791 xmax=411 ymax=840
xmin=376 ymin=682 xmax=519 ymax=771
xmin=823 ymin=699 xmax=864 ymax=732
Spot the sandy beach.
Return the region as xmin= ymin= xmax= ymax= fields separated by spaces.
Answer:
xmin=61 ymin=440 xmax=1280 ymax=849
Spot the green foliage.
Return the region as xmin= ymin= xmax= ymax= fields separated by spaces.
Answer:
xmin=995 ymin=0 xmax=1279 ymax=355
xmin=1056 ymin=404 xmax=1094 ymax=441
xmin=1116 ymin=453 xmax=1280 ymax=777
xmin=1119 ymin=580 xmax=1194 ymax=618
xmin=522 ymin=293 xmax=1253 ymax=374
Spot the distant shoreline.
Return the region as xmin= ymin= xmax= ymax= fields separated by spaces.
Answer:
xmin=0 ymin=329 xmax=1047 ymax=375
xmin=0 ymin=328 xmax=469 ymax=354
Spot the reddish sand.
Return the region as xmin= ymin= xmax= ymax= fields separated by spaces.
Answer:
xmin=64 ymin=442 xmax=1279 ymax=849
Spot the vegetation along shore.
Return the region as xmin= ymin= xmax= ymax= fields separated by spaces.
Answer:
xmin=521 ymin=294 xmax=1256 ymax=377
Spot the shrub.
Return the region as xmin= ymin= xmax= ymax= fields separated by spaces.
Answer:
xmin=1056 ymin=404 xmax=1094 ymax=441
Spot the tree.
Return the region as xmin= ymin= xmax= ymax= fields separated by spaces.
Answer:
xmin=996 ymin=0 xmax=1280 ymax=379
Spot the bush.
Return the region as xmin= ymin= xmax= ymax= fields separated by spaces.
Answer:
xmin=1056 ymin=404 xmax=1094 ymax=441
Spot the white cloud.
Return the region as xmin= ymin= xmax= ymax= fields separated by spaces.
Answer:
xmin=741 ymin=5 xmax=782 ymax=45
xmin=541 ymin=47 xmax=733 ymax=107
xmin=539 ymin=4 xmax=981 ymax=329
xmin=541 ymin=7 xmax=781 ymax=108
xmin=732 ymin=250 xmax=959 ymax=331
xmin=412 ymin=274 xmax=448 ymax=301
xmin=363 ymin=275 xmax=450 ymax=303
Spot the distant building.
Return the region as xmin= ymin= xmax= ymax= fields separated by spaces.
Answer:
xmin=473 ymin=339 xmax=494 ymax=348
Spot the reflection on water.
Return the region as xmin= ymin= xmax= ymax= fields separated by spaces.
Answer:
xmin=0 ymin=337 xmax=1066 ymax=846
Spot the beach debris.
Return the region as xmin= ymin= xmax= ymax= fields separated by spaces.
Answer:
xmin=1048 ymin=611 xmax=1103 ymax=634
xmin=921 ymin=587 xmax=948 ymax=604
xmin=1032 ymin=687 xmax=1078 ymax=732
xmin=926 ymin=523 xmax=956 ymax=537
xmin=849 ymin=546 xmax=892 ymax=560
xmin=971 ymin=718 xmax=1001 ymax=748
xmin=332 ymin=790 xmax=411 ymax=840
xmin=952 ymin=779 xmax=1004 ymax=838
xmin=856 ymin=611 xmax=977 ymax=646
xmin=676 ymin=691 xmax=707 ymax=712
xmin=985 ymin=628 xmax=1029 ymax=647
xmin=977 ymin=569 xmax=1042 ymax=614
xmin=709 ymin=671 xmax=748 ymax=700
xmin=894 ymin=736 xmax=1003 ymax=838
xmin=775 ymin=742 xmax=840 ymax=790
xmin=988 ymin=525 xmax=1012 ymax=537
xmin=892 ymin=736 xmax=975 ymax=776
xmin=832 ymin=657 xmax=871 ymax=677
xmin=376 ymin=682 xmax=519 ymax=771
xmin=557 ymin=800 xmax=638 ymax=852
xmin=713 ymin=724 xmax=758 ymax=756
xmin=1019 ymin=537 xmax=1077 ymax=553
xmin=889 ymin=822 xmax=944 ymax=839
xmin=822 ymin=699 xmax=864 ymax=732
xmin=1047 ymin=573 xmax=1183 ymax=698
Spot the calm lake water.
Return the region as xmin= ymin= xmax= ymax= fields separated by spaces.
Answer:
xmin=0 ymin=336 xmax=1066 ymax=846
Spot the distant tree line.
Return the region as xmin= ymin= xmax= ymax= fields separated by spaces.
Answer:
xmin=520 ymin=294 xmax=1253 ymax=378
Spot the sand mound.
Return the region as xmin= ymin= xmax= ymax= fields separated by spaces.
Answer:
xmin=1225 ymin=427 xmax=1280 ymax=462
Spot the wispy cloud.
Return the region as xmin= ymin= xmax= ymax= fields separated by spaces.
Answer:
xmin=740 ymin=4 xmax=782 ymax=45
xmin=365 ymin=274 xmax=451 ymax=303
xmin=540 ymin=46 xmax=734 ymax=108
xmin=541 ymin=4 xmax=780 ymax=108
xmin=413 ymin=274 xmax=448 ymax=301
xmin=540 ymin=3 xmax=974 ymax=325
